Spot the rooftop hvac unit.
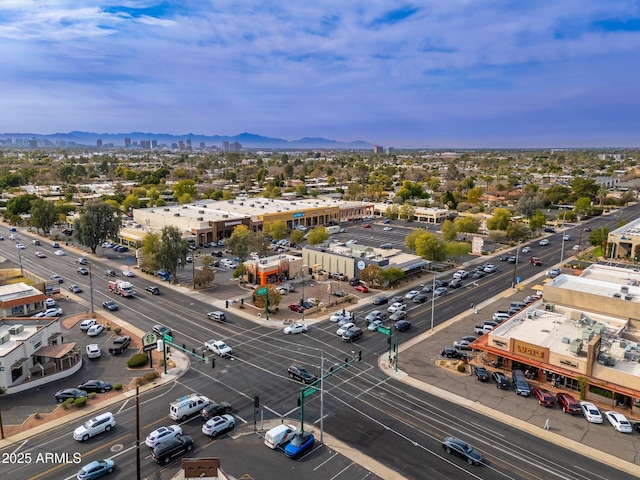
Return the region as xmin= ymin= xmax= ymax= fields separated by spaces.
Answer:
xmin=260 ymin=205 xmax=265 ymax=209
xmin=621 ymin=285 xmax=629 ymax=293
xmin=249 ymin=204 xmax=254 ymax=207
xmin=624 ymin=294 xmax=633 ymax=300
xmin=0 ymin=332 xmax=10 ymax=344
xmin=613 ymin=293 xmax=621 ymax=298
xmin=582 ymin=329 xmax=594 ymax=341
xmin=562 ymin=337 xmax=571 ymax=344
xmin=197 ymin=217 xmax=203 ymax=221
xmin=164 ymin=208 xmax=170 ymax=211
xmin=222 ymin=214 xmax=229 ymax=218
xmin=569 ymin=339 xmax=583 ymax=354
xmin=198 ymin=210 xmax=205 ymax=214
xmin=182 ymin=206 xmax=187 ymax=209
xmin=239 ymin=202 xmax=244 ymax=205
xmin=9 ymin=324 xmax=24 ymax=335
xmin=174 ymin=213 xmax=180 ymax=217
xmin=228 ymin=200 xmax=234 ymax=204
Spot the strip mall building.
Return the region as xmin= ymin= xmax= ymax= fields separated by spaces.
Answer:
xmin=472 ymin=264 xmax=640 ymax=415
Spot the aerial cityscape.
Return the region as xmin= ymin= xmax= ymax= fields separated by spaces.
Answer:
xmin=1 ymin=2 xmax=640 ymax=480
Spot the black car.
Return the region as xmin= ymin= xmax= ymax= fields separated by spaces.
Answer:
xmin=201 ymin=401 xmax=232 ymax=421
xmin=492 ymin=371 xmax=510 ymax=389
xmin=102 ymin=300 xmax=119 ymax=311
xmin=435 ymin=279 xmax=449 ymax=287
xmin=507 ymin=256 xmax=517 ymax=264
xmin=152 ymin=435 xmax=193 ymax=464
xmin=342 ymin=327 xmax=363 ymax=342
xmin=54 ymin=388 xmax=87 ymax=403
xmin=420 ymin=284 xmax=432 ymax=293
xmin=543 ymin=227 xmax=556 ymax=233
xmin=348 ymin=278 xmax=360 ymax=286
xmin=145 ymin=286 xmax=160 ymax=295
xmin=440 ymin=347 xmax=467 ymax=360
xmin=212 ymin=250 xmax=223 ymax=257
xmin=105 ymin=270 xmax=117 ymax=277
xmin=372 ymin=296 xmax=388 ymax=305
xmin=395 ymin=320 xmax=412 ymax=332
xmin=77 ymin=267 xmax=89 ymax=275
xmin=473 ymin=366 xmax=489 ymax=382
xmin=77 ymin=380 xmax=113 ymax=393
xmin=498 ymin=254 xmax=510 ymax=261
xmin=288 ymin=364 xmax=317 ymax=384
xmin=412 ymin=294 xmax=428 ymax=303
xmin=442 ymin=436 xmax=483 ymax=465
xmin=332 ymin=291 xmax=347 ymax=297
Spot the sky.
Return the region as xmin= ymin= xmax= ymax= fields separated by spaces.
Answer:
xmin=1 ymin=1 xmax=639 ymax=148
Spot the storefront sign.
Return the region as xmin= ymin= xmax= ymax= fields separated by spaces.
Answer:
xmin=514 ymin=339 xmax=547 ymax=361
xmin=559 ymin=358 xmax=579 ymax=369
xmin=293 ymin=213 xmax=304 ymax=218
xmin=224 ymin=220 xmax=242 ymax=227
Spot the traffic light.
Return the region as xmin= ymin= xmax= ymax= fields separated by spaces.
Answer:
xmin=297 ymin=397 xmax=301 ymax=407
xmin=211 ymin=357 xmax=216 ymax=369
xmin=225 ymin=300 xmax=229 ymax=308
xmin=358 ymin=350 xmax=362 ymax=361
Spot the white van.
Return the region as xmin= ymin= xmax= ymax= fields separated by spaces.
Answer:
xmin=169 ymin=393 xmax=211 ymax=421
xmin=73 ymin=412 xmax=116 ymax=441
xmin=264 ymin=424 xmax=297 ymax=449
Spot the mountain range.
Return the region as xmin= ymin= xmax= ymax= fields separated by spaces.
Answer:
xmin=0 ymin=131 xmax=375 ymax=150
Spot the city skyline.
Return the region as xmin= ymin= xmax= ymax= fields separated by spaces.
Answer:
xmin=1 ymin=2 xmax=639 ymax=148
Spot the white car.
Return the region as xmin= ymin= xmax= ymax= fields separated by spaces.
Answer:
xmin=45 ymin=298 xmax=56 ymax=307
xmin=86 ymin=344 xmax=101 ymax=359
xmin=202 ymin=414 xmax=235 ymax=437
xmin=383 ymin=226 xmax=393 ymax=231
xmin=145 ymin=425 xmax=183 ymax=447
xmin=35 ymin=251 xmax=46 ymax=258
xmin=79 ymin=319 xmax=97 ymax=331
xmin=573 ymin=244 xmax=580 ymax=251
xmin=283 ymin=322 xmax=308 ymax=335
xmin=521 ymin=247 xmax=531 ymax=254
xmin=368 ymin=319 xmax=385 ymax=331
xmin=453 ymin=270 xmax=469 ymax=279
xmin=122 ymin=269 xmax=135 ymax=277
xmin=579 ymin=401 xmax=603 ymax=424
xmin=387 ymin=302 xmax=406 ymax=314
xmin=562 ymin=234 xmax=571 ymax=241
xmin=604 ymin=411 xmax=632 ymax=433
xmin=205 ymin=339 xmax=232 ymax=356
xmin=50 ymin=274 xmax=64 ymax=283
xmin=16 ymin=243 xmax=26 ymax=249
xmin=54 ymin=250 xmax=65 ymax=256
xmin=539 ymin=239 xmax=550 ymax=246
xmin=330 ymin=311 xmax=353 ymax=323
xmin=483 ymin=264 xmax=497 ymax=273
xmin=43 ymin=307 xmax=63 ymax=317
xmin=404 ymin=290 xmax=420 ymax=300
xmin=346 ymin=239 xmax=358 ymax=244
xmin=50 ymin=241 xmax=60 ymax=248
xmin=336 ymin=322 xmax=356 ymax=336
xmin=87 ymin=324 xmax=105 ymax=337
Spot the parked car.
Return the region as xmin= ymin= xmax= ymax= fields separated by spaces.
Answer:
xmin=556 ymin=392 xmax=581 ymax=414
xmin=440 ymin=347 xmax=467 ymax=360
xmin=288 ymin=303 xmax=305 ymax=313
xmin=473 ymin=366 xmax=489 ymax=382
xmin=288 ymin=364 xmax=317 ymax=384
xmin=492 ymin=372 xmax=510 ymax=389
xmin=284 ymin=432 xmax=315 ymax=459
xmin=605 ymin=411 xmax=633 ymax=433
xmin=442 ymin=436 xmax=483 ymax=465
xmin=85 ymin=344 xmax=101 ymax=359
xmin=87 ymin=324 xmax=105 ymax=337
xmin=354 ymin=284 xmax=369 ymax=293
xmin=108 ymin=336 xmax=131 ymax=355
xmin=453 ymin=339 xmax=473 ymax=350
xmin=55 ymin=388 xmax=87 ymax=403
xmin=579 ymin=401 xmax=603 ymax=424
xmin=532 ymin=387 xmax=555 ymax=407
xmin=80 ymin=319 xmax=97 ymax=331
xmin=78 ymin=380 xmax=113 ymax=394
xmin=548 ymin=268 xmax=561 ymax=278
xmin=145 ymin=425 xmax=183 ymax=448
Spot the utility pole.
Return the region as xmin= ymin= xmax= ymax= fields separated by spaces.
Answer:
xmin=512 ymin=242 xmax=521 ymax=289
xmin=135 ymin=385 xmax=141 ymax=480
xmin=88 ymin=264 xmax=94 ymax=315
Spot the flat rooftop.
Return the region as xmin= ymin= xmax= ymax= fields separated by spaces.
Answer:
xmin=547 ymin=266 xmax=640 ymax=304
xmin=0 ymin=323 xmax=40 ymax=357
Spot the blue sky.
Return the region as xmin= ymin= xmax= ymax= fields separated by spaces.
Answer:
xmin=1 ymin=1 xmax=639 ymax=148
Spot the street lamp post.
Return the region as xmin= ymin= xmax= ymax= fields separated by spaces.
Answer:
xmin=559 ymin=210 xmax=568 ymax=269
xmin=512 ymin=242 xmax=521 ymax=289
xmin=89 ymin=263 xmax=94 ymax=315
xmin=430 ymin=274 xmax=436 ymax=331
xmin=301 ymin=265 xmax=306 ymax=322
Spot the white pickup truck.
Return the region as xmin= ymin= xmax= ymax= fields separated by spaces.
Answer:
xmin=474 ymin=321 xmax=498 ymax=335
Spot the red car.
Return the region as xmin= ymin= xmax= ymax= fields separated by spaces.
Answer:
xmin=529 ymin=257 xmax=542 ymax=266
xmin=532 ymin=387 xmax=554 ymax=407
xmin=556 ymin=392 xmax=581 ymax=414
xmin=362 ymin=224 xmax=371 ymax=228
xmin=288 ymin=303 xmax=304 ymax=313
xmin=355 ymin=285 xmax=369 ymax=293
